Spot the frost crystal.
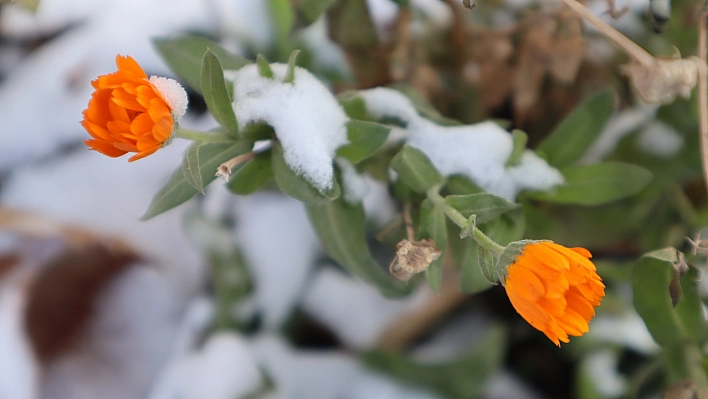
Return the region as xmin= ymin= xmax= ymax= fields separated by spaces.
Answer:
xmin=358 ymin=88 xmax=564 ymax=200
xmin=226 ymin=64 xmax=348 ymax=191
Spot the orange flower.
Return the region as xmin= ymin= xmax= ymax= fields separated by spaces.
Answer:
xmin=81 ymin=55 xmax=186 ymax=161
xmin=504 ymin=241 xmax=605 ymax=346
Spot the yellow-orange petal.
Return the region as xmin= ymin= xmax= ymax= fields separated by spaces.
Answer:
xmin=504 ymin=241 xmax=604 ymax=346
xmin=81 ymin=54 xmax=179 ymax=161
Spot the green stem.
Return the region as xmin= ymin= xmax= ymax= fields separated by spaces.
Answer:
xmin=174 ymin=128 xmax=243 ymax=143
xmin=426 ymin=186 xmax=505 ymax=257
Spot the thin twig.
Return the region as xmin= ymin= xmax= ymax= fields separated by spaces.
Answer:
xmin=403 ymin=202 xmax=416 ymax=241
xmin=699 ymin=5 xmax=708 ymax=196
xmin=559 ymin=0 xmax=656 ymax=67
xmin=215 ymin=151 xmax=258 ymax=181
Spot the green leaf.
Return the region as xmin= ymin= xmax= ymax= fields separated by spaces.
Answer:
xmin=338 ymin=92 xmax=374 ymax=121
xmin=296 ymin=0 xmax=338 ymax=23
xmin=478 ymin=244 xmax=499 ymax=285
xmin=633 ymin=248 xmax=686 ymax=347
xmin=674 ymin=265 xmax=708 ymax=345
xmin=390 ymin=145 xmax=444 ymax=193
xmin=201 ymin=50 xmax=239 ymax=136
xmin=306 ymin=199 xmax=409 ymax=297
xmin=283 ymin=49 xmax=301 ymax=83
xmin=142 ymin=142 xmax=252 ymax=220
xmin=528 ymin=162 xmax=652 ymax=206
xmin=268 ymin=0 xmax=295 ymax=50
xmin=153 ymin=35 xmax=249 ymax=94
xmin=271 ymin=140 xmax=340 ymax=205
xmin=256 ymin=54 xmax=274 ymax=78
xmin=336 ymin=120 xmax=391 ymax=163
xmin=460 ymin=240 xmax=495 ymax=293
xmin=446 ymin=193 xmax=519 ymax=225
xmin=505 ymin=130 xmax=528 ymax=167
xmin=443 ymin=175 xmax=483 ymax=195
xmin=241 ymin=123 xmax=275 ymax=141
xmin=182 ymin=142 xmax=205 ymax=193
xmin=418 ymin=199 xmax=447 ymax=292
xmin=362 ymin=324 xmax=506 ymax=398
xmin=227 ymin=149 xmax=274 ymax=195
xmin=537 ymin=90 xmax=614 ymax=167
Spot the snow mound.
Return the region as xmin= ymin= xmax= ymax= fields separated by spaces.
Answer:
xmin=226 ymin=64 xmax=348 ymax=191
xmin=358 ymin=88 xmax=564 ymax=200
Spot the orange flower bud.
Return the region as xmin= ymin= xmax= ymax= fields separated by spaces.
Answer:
xmin=81 ymin=55 xmax=186 ymax=161
xmin=504 ymin=241 xmax=605 ymax=346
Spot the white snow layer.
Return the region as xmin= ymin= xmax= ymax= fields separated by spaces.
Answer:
xmin=0 ymin=275 xmax=39 ymax=399
xmin=149 ymin=76 xmax=188 ymax=120
xmin=358 ymin=88 xmax=564 ymax=199
xmin=233 ymin=193 xmax=321 ymax=329
xmin=149 ymin=332 xmax=263 ymax=399
xmin=249 ymin=335 xmax=442 ymax=399
xmin=302 ymin=268 xmax=431 ymax=349
xmin=637 ymin=121 xmax=683 ymax=157
xmin=336 ymin=158 xmax=370 ymax=204
xmin=226 ymin=64 xmax=349 ymax=191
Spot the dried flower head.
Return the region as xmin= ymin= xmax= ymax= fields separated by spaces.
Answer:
xmin=81 ymin=55 xmax=187 ymax=161
xmin=504 ymin=241 xmax=605 ymax=346
xmin=390 ymin=239 xmax=441 ymax=282
xmin=621 ymin=56 xmax=707 ymax=105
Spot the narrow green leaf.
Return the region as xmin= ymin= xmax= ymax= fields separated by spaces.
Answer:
xmin=241 ymin=123 xmax=275 ymax=141
xmin=336 ymin=120 xmax=391 ymax=164
xmin=443 ymin=175 xmax=483 ymax=195
xmin=362 ymin=324 xmax=506 ymax=398
xmin=418 ymin=199 xmax=447 ymax=292
xmin=271 ymin=140 xmax=340 ymax=205
xmin=337 ymin=92 xmax=374 ymax=121
xmin=256 ymin=54 xmax=274 ymax=78
xmin=182 ymin=142 xmax=204 ymax=193
xmin=201 ymin=50 xmax=239 ymax=136
xmin=460 ymin=240 xmax=495 ymax=293
xmin=306 ymin=199 xmax=409 ymax=297
xmin=537 ymin=90 xmax=614 ymax=167
xmin=478 ymin=245 xmax=499 ymax=284
xmin=390 ymin=145 xmax=444 ymax=193
xmin=227 ymin=149 xmax=274 ymax=195
xmin=142 ymin=142 xmax=252 ymax=220
xmin=283 ymin=50 xmax=301 ymax=83
xmin=633 ymin=248 xmax=686 ymax=347
xmin=528 ymin=162 xmax=652 ymax=206
xmin=153 ymin=35 xmax=249 ymax=94
xmin=505 ymin=130 xmax=528 ymax=167
xmin=446 ymin=193 xmax=519 ymax=225
xmin=296 ymin=0 xmax=338 ymax=23
xmin=268 ymin=0 xmax=295 ymax=50
xmin=674 ymin=265 xmax=708 ymax=345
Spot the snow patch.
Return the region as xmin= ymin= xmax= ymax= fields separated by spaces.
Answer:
xmin=637 ymin=121 xmax=683 ymax=157
xmin=302 ymin=268 xmax=431 ymax=349
xmin=149 ymin=76 xmax=188 ymax=120
xmin=226 ymin=64 xmax=348 ymax=191
xmin=358 ymin=88 xmax=564 ymax=199
xmin=336 ymin=158 xmax=370 ymax=204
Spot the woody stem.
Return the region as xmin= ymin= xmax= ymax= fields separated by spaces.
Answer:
xmin=559 ymin=0 xmax=656 ymax=67
xmin=426 ymin=186 xmax=505 ymax=257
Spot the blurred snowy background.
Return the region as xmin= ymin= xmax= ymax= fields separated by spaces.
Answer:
xmin=0 ymin=0 xmax=668 ymax=398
